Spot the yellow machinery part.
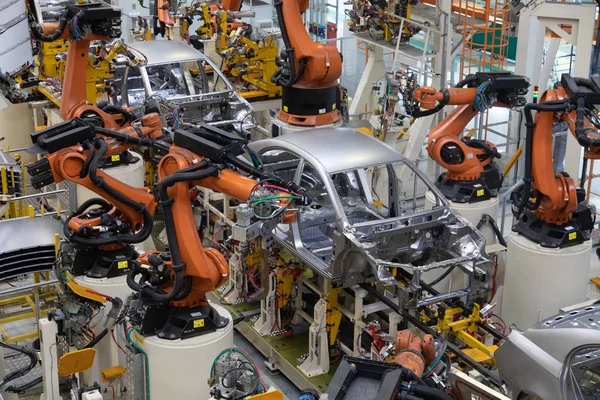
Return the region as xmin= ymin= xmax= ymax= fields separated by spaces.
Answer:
xmin=435 ymin=304 xmax=497 ymax=364
xmin=66 ymin=281 xmax=106 ymax=304
xmin=224 ymin=36 xmax=282 ymax=99
xmin=504 ymin=146 xmax=523 ymax=177
xmin=102 ymin=365 xmax=127 ymax=382
xmin=247 ymin=390 xmax=283 ymax=400
xmin=276 ymin=268 xmax=294 ymax=309
xmin=37 ymin=40 xmax=69 ymax=77
xmin=326 ymin=288 xmax=342 ymax=346
xmin=57 ymin=348 xmax=96 ymax=376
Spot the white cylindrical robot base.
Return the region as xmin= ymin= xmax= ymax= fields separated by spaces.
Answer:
xmin=140 ymin=302 xmax=234 ymax=399
xmin=76 ymin=153 xmax=145 ymax=207
xmin=425 ymin=191 xmax=499 ymax=244
xmin=501 ymin=232 xmax=591 ymax=330
xmin=74 ymin=275 xmax=132 ymax=300
xmin=424 ymin=191 xmax=499 ymax=292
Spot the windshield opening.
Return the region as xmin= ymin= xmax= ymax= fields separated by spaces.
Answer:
xmin=331 ymin=161 xmax=439 ymax=225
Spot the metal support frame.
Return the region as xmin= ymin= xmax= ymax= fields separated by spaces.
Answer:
xmin=39 ymin=317 xmax=61 ymax=400
xmin=515 ymin=0 xmax=596 ymax=179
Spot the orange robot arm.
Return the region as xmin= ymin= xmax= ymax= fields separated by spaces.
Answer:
xmin=37 ymin=5 xmax=126 ymax=125
xmin=512 ymin=74 xmax=600 ymax=248
xmin=413 ymin=73 xmax=528 ymax=182
xmin=521 ymin=80 xmax=600 ymax=225
xmin=414 ymin=86 xmax=498 ymax=181
xmin=128 ymin=124 xmax=310 ymax=309
xmin=149 ymin=145 xmax=257 ymax=307
xmin=409 ymin=72 xmax=528 ymax=202
xmin=272 ymin=0 xmax=342 ymax=87
xmin=27 ymin=114 xmax=162 ymax=246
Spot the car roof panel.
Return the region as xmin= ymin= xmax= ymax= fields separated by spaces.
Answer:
xmin=252 ymin=128 xmax=405 ymax=173
xmin=126 ymin=41 xmax=206 ymax=66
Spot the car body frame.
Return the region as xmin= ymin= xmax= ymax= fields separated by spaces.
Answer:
xmin=108 ymin=40 xmax=254 ymax=133
xmin=249 ymin=128 xmax=490 ymax=312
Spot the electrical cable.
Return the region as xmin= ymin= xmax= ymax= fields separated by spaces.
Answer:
xmin=31 ymin=10 xmax=69 ymax=42
xmin=0 ymin=341 xmax=38 ymax=391
xmin=63 ymin=139 xmax=154 ymax=246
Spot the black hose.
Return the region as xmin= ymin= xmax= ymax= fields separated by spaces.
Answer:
xmin=79 ymin=140 xmax=96 ymax=178
xmin=101 ymin=105 xmax=136 ymax=122
xmin=272 ymin=0 xmax=299 ymax=87
xmin=426 ymin=266 xmax=455 ymax=287
xmin=63 ymin=198 xmax=113 ymax=242
xmin=455 ymin=74 xmax=479 ymax=88
xmin=0 ymin=341 xmax=38 ymax=390
xmin=410 ymin=385 xmax=453 ymax=400
xmin=94 ymin=127 xmax=155 ymax=147
xmin=412 ymin=89 xmax=450 ymax=118
xmin=128 ymin=163 xmax=218 ymax=303
xmin=476 ymin=214 xmax=507 ymax=248
xmin=4 ymin=375 xmax=43 ymax=393
xmin=84 ymin=328 xmax=109 ymax=349
xmin=172 ymin=276 xmax=194 ymax=301
xmin=581 ymin=157 xmax=589 ymax=188
xmin=65 ymin=139 xmax=153 ymax=246
xmin=31 ymin=10 xmax=68 ymax=42
xmin=513 ymin=101 xmax=571 ymax=210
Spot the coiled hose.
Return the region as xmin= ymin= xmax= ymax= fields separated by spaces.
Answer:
xmin=64 ymin=138 xmax=154 ymax=246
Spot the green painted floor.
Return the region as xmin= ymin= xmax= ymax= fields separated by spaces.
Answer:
xmin=222 ymin=300 xmax=341 ymax=393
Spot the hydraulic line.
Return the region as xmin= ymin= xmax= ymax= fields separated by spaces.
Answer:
xmin=512 ymin=101 xmax=572 ymax=210
xmin=127 ymin=162 xmax=219 ymax=303
xmin=64 ymin=138 xmax=154 ymax=246
xmin=31 ymin=10 xmax=68 ymax=42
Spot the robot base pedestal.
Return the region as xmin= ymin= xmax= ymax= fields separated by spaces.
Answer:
xmin=271 ymin=117 xmax=342 ymax=136
xmin=140 ymin=302 xmax=234 ymax=399
xmin=501 ymin=232 xmax=591 ymax=330
xmin=424 ymin=191 xmax=499 ymax=292
xmin=76 ymin=153 xmax=145 ymax=207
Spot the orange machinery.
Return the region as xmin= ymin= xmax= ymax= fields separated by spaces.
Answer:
xmin=33 ymin=4 xmax=128 ymax=128
xmin=410 ymin=72 xmax=529 ymax=203
xmin=29 ymin=115 xmax=311 ymax=338
xmin=511 ymin=74 xmax=600 ymax=248
xmin=27 ymin=113 xmax=164 ymax=278
xmin=272 ymin=0 xmax=343 ymax=126
xmin=126 ymin=124 xmax=312 ymax=339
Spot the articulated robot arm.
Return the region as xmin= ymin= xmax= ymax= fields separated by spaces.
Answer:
xmin=410 ymin=72 xmax=529 ymax=202
xmin=512 ymin=74 xmax=600 ymax=248
xmin=127 ymin=124 xmax=312 ymax=338
xmin=272 ymin=0 xmax=343 ymax=126
xmin=33 ymin=4 xmax=127 ymax=127
xmin=27 ymin=113 xmax=163 ymax=247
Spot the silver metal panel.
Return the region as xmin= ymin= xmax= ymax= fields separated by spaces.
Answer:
xmin=250 ymin=128 xmax=404 ymax=173
xmin=127 ymin=41 xmax=208 ymax=66
xmin=0 ymin=216 xmax=62 ymax=255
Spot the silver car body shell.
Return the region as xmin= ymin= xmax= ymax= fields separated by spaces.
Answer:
xmin=115 ymin=41 xmax=254 ymax=131
xmin=495 ymin=304 xmax=600 ymax=400
xmin=249 ymin=128 xmax=489 ymax=294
